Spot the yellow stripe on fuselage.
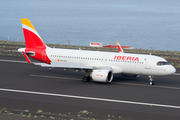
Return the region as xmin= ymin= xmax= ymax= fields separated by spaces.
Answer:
xmin=21 ymin=18 xmax=36 ymax=32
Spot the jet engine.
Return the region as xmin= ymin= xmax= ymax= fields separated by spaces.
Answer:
xmin=90 ymin=69 xmax=113 ymax=82
xmin=122 ymin=74 xmax=140 ymax=78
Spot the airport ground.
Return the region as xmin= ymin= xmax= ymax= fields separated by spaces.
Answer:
xmin=0 ymin=55 xmax=180 ymax=120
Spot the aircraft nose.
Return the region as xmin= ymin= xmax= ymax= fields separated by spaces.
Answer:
xmin=164 ymin=65 xmax=176 ymax=75
xmin=170 ymin=65 xmax=176 ymax=74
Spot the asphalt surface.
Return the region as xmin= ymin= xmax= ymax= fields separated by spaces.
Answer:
xmin=0 ymin=56 xmax=180 ymax=120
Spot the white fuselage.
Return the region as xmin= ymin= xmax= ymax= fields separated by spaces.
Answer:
xmin=46 ymin=47 xmax=176 ymax=76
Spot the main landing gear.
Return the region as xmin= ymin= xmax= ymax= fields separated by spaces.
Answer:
xmin=82 ymin=71 xmax=91 ymax=82
xmin=82 ymin=76 xmax=91 ymax=82
xmin=149 ymin=76 xmax=154 ymax=85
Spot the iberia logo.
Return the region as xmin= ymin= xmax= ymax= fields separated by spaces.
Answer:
xmin=114 ymin=56 xmax=139 ymax=61
xmin=96 ymin=74 xmax=103 ymax=77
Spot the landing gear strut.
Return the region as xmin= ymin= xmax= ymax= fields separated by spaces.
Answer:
xmin=149 ymin=76 xmax=154 ymax=85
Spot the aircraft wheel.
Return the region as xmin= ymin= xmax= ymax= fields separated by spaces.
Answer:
xmin=87 ymin=76 xmax=91 ymax=82
xmin=150 ymin=81 xmax=154 ymax=85
xmin=82 ymin=77 xmax=90 ymax=82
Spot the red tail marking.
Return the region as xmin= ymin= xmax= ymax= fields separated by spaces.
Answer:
xmin=23 ymin=29 xmax=46 ymax=49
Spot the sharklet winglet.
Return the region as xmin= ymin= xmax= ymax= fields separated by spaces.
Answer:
xmin=116 ymin=42 xmax=124 ymax=53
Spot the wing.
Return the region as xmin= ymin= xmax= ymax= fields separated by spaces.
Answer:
xmin=33 ymin=62 xmax=93 ymax=70
xmin=33 ymin=62 xmax=123 ymax=74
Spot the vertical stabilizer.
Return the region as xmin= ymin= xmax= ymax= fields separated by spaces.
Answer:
xmin=21 ymin=18 xmax=46 ymax=49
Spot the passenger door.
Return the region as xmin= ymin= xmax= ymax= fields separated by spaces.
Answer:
xmin=145 ymin=57 xmax=151 ymax=69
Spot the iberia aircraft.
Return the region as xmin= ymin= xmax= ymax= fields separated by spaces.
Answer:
xmin=18 ymin=18 xmax=176 ymax=85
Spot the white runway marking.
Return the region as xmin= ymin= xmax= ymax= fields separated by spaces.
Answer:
xmin=0 ymin=88 xmax=180 ymax=109
xmin=116 ymin=82 xmax=180 ymax=90
xmin=0 ymin=59 xmax=26 ymax=63
xmin=30 ymin=74 xmax=80 ymax=81
xmin=174 ymin=73 xmax=180 ymax=75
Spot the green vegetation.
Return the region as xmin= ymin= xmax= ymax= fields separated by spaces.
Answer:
xmin=0 ymin=107 xmax=123 ymax=120
xmin=40 ymin=115 xmax=45 ymax=118
xmin=27 ymin=113 xmax=31 ymax=118
xmin=0 ymin=40 xmax=180 ymax=68
xmin=22 ymin=115 xmax=26 ymax=117
xmin=8 ymin=112 xmax=14 ymax=115
xmin=25 ymin=110 xmax=29 ymax=113
xmin=37 ymin=110 xmax=43 ymax=113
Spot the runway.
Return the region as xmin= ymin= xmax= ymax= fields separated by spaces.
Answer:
xmin=0 ymin=56 xmax=180 ymax=120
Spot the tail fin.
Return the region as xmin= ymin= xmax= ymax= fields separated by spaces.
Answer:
xmin=21 ymin=18 xmax=46 ymax=49
xmin=116 ymin=42 xmax=124 ymax=53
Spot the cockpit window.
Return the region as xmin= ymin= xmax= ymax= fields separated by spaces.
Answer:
xmin=157 ymin=61 xmax=169 ymax=66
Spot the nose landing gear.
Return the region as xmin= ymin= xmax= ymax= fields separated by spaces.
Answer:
xmin=149 ymin=76 xmax=154 ymax=85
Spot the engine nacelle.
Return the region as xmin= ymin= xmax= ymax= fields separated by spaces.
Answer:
xmin=122 ymin=74 xmax=140 ymax=78
xmin=91 ymin=69 xmax=113 ymax=82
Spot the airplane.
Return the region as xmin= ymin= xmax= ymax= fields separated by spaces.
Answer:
xmin=18 ymin=18 xmax=176 ymax=85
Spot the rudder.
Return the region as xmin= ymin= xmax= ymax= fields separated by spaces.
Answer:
xmin=21 ymin=18 xmax=46 ymax=49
